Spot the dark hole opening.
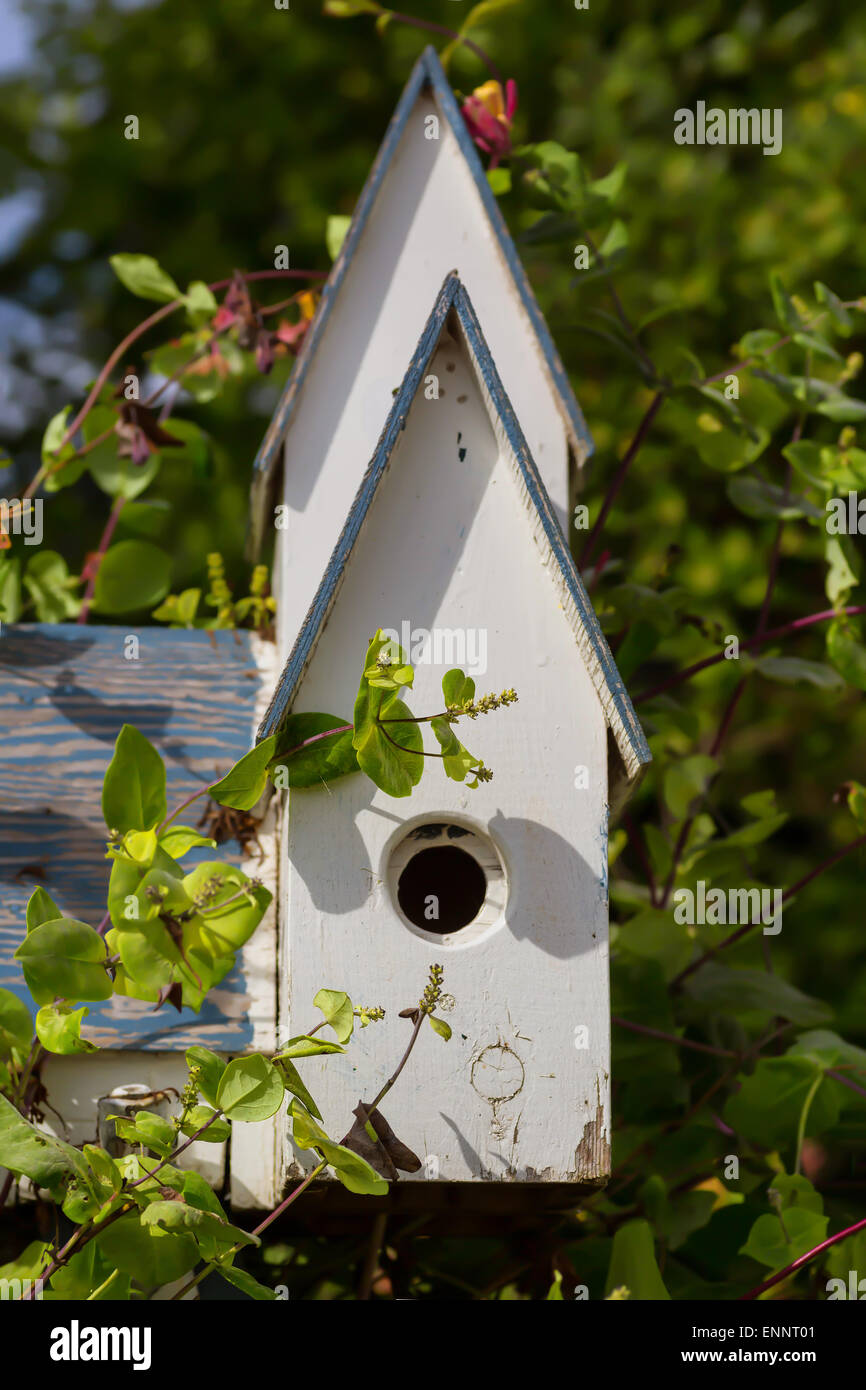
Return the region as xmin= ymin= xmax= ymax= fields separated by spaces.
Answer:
xmin=397 ymin=845 xmax=487 ymax=935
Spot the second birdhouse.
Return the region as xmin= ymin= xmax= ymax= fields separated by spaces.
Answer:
xmin=259 ymin=274 xmax=649 ymax=1195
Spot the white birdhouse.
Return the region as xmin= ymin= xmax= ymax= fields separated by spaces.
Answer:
xmin=256 ymin=271 xmax=649 ymax=1204
xmin=0 ymin=47 xmax=648 ymax=1215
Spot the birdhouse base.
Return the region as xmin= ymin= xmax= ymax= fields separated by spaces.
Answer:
xmin=238 ymin=1179 xmax=607 ymax=1236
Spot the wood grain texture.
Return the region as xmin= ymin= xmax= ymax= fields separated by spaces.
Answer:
xmin=0 ymin=623 xmax=273 ymax=1051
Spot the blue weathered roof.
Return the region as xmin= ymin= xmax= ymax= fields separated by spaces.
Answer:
xmin=259 ymin=274 xmax=650 ymax=786
xmin=0 ymin=625 xmax=267 ymax=1050
xmin=248 ymin=44 xmax=592 ymax=556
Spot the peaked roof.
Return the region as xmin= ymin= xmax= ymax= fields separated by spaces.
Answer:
xmin=248 ymin=45 xmax=592 ymax=558
xmin=259 ymin=273 xmax=650 ymax=791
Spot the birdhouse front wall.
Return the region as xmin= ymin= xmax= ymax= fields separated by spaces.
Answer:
xmin=279 ymin=328 xmax=611 ymax=1186
xmin=274 ymin=85 xmax=574 ymax=659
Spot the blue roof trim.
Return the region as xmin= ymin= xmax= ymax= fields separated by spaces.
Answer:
xmin=249 ymin=46 xmax=593 ymax=546
xmin=258 ymin=275 xmax=649 ymax=777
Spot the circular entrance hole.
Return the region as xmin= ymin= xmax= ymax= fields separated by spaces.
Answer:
xmin=387 ymin=820 xmax=506 ymax=943
xmin=397 ymin=844 xmax=487 ymax=934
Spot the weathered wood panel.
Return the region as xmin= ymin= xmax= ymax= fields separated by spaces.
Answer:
xmin=0 ymin=623 xmax=274 ymax=1052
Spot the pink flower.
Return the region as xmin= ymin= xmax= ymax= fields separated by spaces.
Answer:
xmin=461 ymin=79 xmax=518 ymax=168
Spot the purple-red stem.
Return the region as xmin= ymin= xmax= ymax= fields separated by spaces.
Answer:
xmin=24 ymin=268 xmax=326 ymax=499
xmin=76 ymin=494 xmax=127 ymax=624
xmin=580 ymin=391 xmax=665 ymax=569
xmin=671 ymin=832 xmax=866 ymax=988
xmin=636 ymin=606 xmax=866 ymax=705
xmin=740 ymin=1214 xmax=866 ymax=1300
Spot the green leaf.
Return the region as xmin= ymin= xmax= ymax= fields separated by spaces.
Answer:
xmin=23 ymin=551 xmax=80 ymax=621
xmin=727 ymin=475 xmax=823 ymax=521
xmin=599 ymin=218 xmax=629 ymax=261
xmin=740 ymin=1208 xmax=828 ymax=1270
xmin=486 ymin=168 xmax=511 ymax=196
xmin=430 ymin=716 xmax=482 ymax=784
xmin=181 ymin=861 xmax=271 ymax=953
xmin=604 ymin=1219 xmax=670 ymax=1300
xmin=48 ymin=1241 xmax=129 ymax=1301
xmin=109 ymin=253 xmax=182 ymax=303
xmin=0 ymin=553 xmax=22 ymax=623
xmin=159 ymin=824 xmax=217 ymax=858
xmin=185 ymin=1046 xmax=227 ymax=1107
xmin=588 ymin=160 xmax=628 ymax=201
xmin=92 ymin=539 xmax=172 ymax=614
xmin=725 ymin=1058 xmax=840 ymax=1148
xmin=313 ymin=989 xmax=354 ymax=1044
xmin=519 ymin=140 xmax=583 ymax=211
xmin=88 ymin=436 xmax=161 ymax=500
xmin=184 ymin=279 xmax=218 ymax=324
xmin=40 ymin=406 xmax=86 ymax=492
xmin=179 ymin=1105 xmax=230 ymax=1143
xmin=274 ymin=1056 xmax=322 ymax=1120
xmin=438 ymin=0 xmax=522 ymax=63
xmin=216 ymin=1055 xmax=284 ymax=1122
xmin=325 ymin=214 xmax=351 ymax=261
xmin=738 ymin=328 xmax=781 ymax=358
xmin=96 ymin=1213 xmax=199 ymax=1286
xmin=35 ymin=1003 xmax=97 ymax=1055
xmin=322 ymin=0 xmax=382 ymax=16
xmin=142 ymin=1198 xmax=257 ymax=1246
xmin=787 ymin=1027 xmax=866 ymax=1073
xmin=41 ymin=405 xmax=72 ymax=461
xmin=817 ymin=396 xmax=866 ymax=423
xmin=102 ymin=724 xmax=167 ymax=834
xmin=750 ymin=654 xmax=845 ymax=691
xmin=0 ymin=987 xmax=32 ymax=1057
xmin=769 ymin=271 xmax=804 ymax=332
xmin=26 ymin=889 xmax=62 ymax=934
xmin=616 ymin=908 xmax=693 ymax=981
xmin=0 ymin=1240 xmax=49 ymax=1293
xmin=209 ymin=736 xmax=277 ymax=810
xmin=217 ymin=1264 xmax=277 ymax=1299
xmin=825 ymin=534 xmax=859 ymax=605
xmin=289 ymin=1100 xmax=387 ymax=1196
xmin=15 ymin=919 xmax=112 ymax=1003
xmin=0 ymin=1093 xmax=88 ymax=1195
xmin=814 ymin=281 xmax=853 ymax=335
xmin=442 ymin=668 xmax=476 ymax=707
xmin=782 ymin=440 xmax=825 ymax=487
xmin=428 ymin=1014 xmax=452 ymax=1041
xmin=663 ymin=755 xmax=717 ymax=820
xmin=271 ymin=713 xmax=358 ymax=788
xmin=111 ymin=1109 xmax=176 ymax=1157
xmin=352 ymin=631 xmax=423 ymax=797
xmin=827 ymin=619 xmax=866 ymax=690
xmin=841 ymin=784 xmax=866 ymax=835
xmin=684 ymin=965 xmax=832 ymax=1026
xmin=115 ymin=920 xmax=183 ymax=994
xmin=152 ymin=587 xmax=202 ymax=627
xmin=792 ymin=331 xmax=842 ymax=363
xmin=769 ymin=1172 xmax=824 ymax=1215
xmin=275 ymin=1035 xmax=345 ymax=1059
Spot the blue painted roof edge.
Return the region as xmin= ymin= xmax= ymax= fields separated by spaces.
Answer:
xmin=249 ymin=46 xmax=593 ymax=533
xmin=258 ymin=274 xmax=649 ymax=780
